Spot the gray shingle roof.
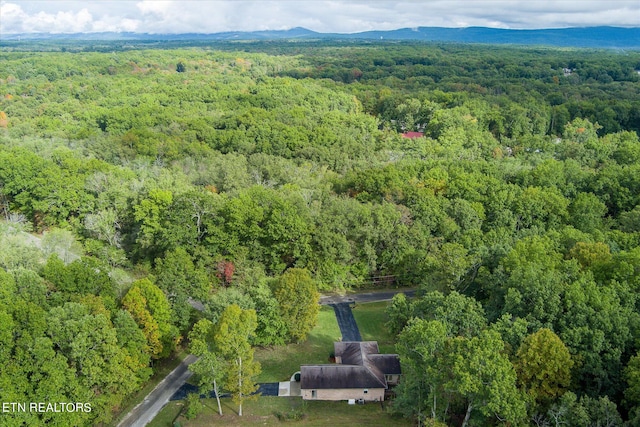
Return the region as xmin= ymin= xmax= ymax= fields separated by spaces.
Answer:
xmin=301 ymin=341 xmax=401 ymax=390
xmin=300 ymin=365 xmax=386 ymax=389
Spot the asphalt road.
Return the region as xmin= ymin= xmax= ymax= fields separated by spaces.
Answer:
xmin=190 ymin=289 xmax=417 ymax=309
xmin=319 ymin=288 xmax=416 ymax=305
xmin=117 ymin=354 xmax=198 ymax=427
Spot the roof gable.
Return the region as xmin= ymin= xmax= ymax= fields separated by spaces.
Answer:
xmin=302 ymin=341 xmax=401 ymax=390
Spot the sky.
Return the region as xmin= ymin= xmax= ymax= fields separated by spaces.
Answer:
xmin=1 ymin=1 xmax=639 ymax=35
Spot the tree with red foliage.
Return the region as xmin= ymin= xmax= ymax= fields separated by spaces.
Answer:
xmin=217 ymin=260 xmax=235 ymax=286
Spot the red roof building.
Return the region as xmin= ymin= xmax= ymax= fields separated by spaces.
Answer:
xmin=401 ymin=132 xmax=424 ymax=139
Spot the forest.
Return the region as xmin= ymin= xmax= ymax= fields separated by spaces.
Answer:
xmin=0 ymin=40 xmax=639 ymax=426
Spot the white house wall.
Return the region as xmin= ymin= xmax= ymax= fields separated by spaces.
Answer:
xmin=301 ymin=388 xmax=385 ymax=402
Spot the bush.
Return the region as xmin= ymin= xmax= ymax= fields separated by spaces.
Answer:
xmin=273 ymin=408 xmax=307 ymax=421
xmin=184 ymin=393 xmax=203 ymax=420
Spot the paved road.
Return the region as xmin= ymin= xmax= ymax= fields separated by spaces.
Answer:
xmin=320 ymin=288 xmax=416 ymax=305
xmin=117 ymin=354 xmax=198 ymax=427
xmin=190 ymin=289 xmax=417 ymax=309
xmin=330 ymin=303 xmax=362 ymax=341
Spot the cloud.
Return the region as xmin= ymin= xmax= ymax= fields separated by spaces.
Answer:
xmin=136 ymin=0 xmax=172 ymax=15
xmin=1 ymin=2 xmax=95 ymax=33
xmin=1 ymin=1 xmax=638 ymax=34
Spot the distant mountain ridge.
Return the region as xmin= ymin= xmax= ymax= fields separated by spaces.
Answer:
xmin=2 ymin=26 xmax=639 ymax=48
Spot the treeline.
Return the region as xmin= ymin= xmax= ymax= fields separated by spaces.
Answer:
xmin=0 ymin=43 xmax=639 ymax=425
xmin=275 ymin=43 xmax=640 ymax=136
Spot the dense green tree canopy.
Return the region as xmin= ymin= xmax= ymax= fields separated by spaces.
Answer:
xmin=1 ymin=40 xmax=639 ymax=425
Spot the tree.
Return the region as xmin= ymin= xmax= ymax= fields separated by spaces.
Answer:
xmin=212 ymin=304 xmax=260 ymax=416
xmin=242 ymin=278 xmax=288 ymax=346
xmin=84 ymin=208 xmax=122 ymax=248
xmin=133 ymin=189 xmax=173 ymax=258
xmin=421 ymin=242 xmax=479 ymax=293
xmin=515 ymin=328 xmax=573 ymax=405
xmin=386 ymin=292 xmax=411 ymax=335
xmin=122 ymin=278 xmax=178 ymax=358
xmin=625 ymin=351 xmax=640 ymax=416
xmin=271 ymin=268 xmax=320 ymax=342
xmin=188 ymin=319 xmax=224 ymax=416
xmin=395 ymin=319 xmax=448 ymax=423
xmin=410 ymin=291 xmax=487 ymax=338
xmin=41 ymin=228 xmax=82 ymax=264
xmin=113 ymin=309 xmax=152 ymax=382
xmin=514 ymin=186 xmax=569 ymax=230
xmin=447 ymin=330 xmax=526 ymax=427
xmin=155 ymin=247 xmax=210 ymax=332
xmin=619 ymin=205 xmax=640 ymax=233
xmin=569 ymin=192 xmax=607 ymax=233
xmin=45 ymin=302 xmax=142 ymax=424
xmin=396 ymin=320 xmax=525 ymax=426
xmin=545 ymin=391 xmax=623 ymax=427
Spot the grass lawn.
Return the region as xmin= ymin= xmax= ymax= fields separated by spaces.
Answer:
xmin=254 ymin=305 xmax=341 ymax=382
xmin=107 ymin=348 xmax=188 ymax=427
xmin=351 ymin=301 xmax=396 ymax=354
xmin=147 ymin=400 xmax=184 ymax=427
xmin=150 ymin=397 xmax=411 ymax=427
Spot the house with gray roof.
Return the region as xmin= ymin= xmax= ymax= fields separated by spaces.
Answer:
xmin=300 ymin=341 xmax=401 ymax=402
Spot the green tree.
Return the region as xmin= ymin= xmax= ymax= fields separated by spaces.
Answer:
xmin=212 ymin=304 xmax=260 ymax=416
xmin=113 ymin=309 xmax=152 ymax=382
xmin=188 ymin=318 xmax=224 ymax=416
xmin=396 ymin=320 xmax=525 ymax=426
xmin=624 ymin=351 xmax=640 ymax=417
xmin=411 ymin=291 xmax=487 ymax=338
xmin=420 ymin=242 xmax=480 ymax=294
xmin=569 ymin=192 xmax=608 ymax=234
xmin=515 ymin=328 xmax=573 ymax=405
xmin=395 ymin=319 xmax=448 ymax=423
xmin=122 ymin=278 xmax=177 ymax=358
xmin=46 ymin=302 xmax=141 ymax=424
xmin=386 ymin=292 xmax=411 ymax=335
xmin=448 ymin=330 xmax=526 ymax=427
xmin=271 ymin=268 xmax=320 ymax=342
xmin=133 ymin=189 xmax=173 ymax=257
xmin=155 ymin=247 xmax=210 ymax=332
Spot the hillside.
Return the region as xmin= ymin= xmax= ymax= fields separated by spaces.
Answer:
xmin=2 ymin=26 xmax=639 ymax=48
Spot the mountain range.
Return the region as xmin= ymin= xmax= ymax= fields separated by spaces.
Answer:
xmin=2 ymin=26 xmax=639 ymax=48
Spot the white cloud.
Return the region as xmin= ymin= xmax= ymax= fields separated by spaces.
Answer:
xmin=1 ymin=1 xmax=638 ymax=34
xmin=0 ymin=3 xmax=96 ymax=33
xmin=136 ymin=0 xmax=172 ymax=16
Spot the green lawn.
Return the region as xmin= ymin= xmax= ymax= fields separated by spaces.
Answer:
xmin=254 ymin=306 xmax=341 ymax=382
xmin=351 ymin=301 xmax=396 ymax=354
xmin=150 ymin=397 xmax=411 ymax=427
